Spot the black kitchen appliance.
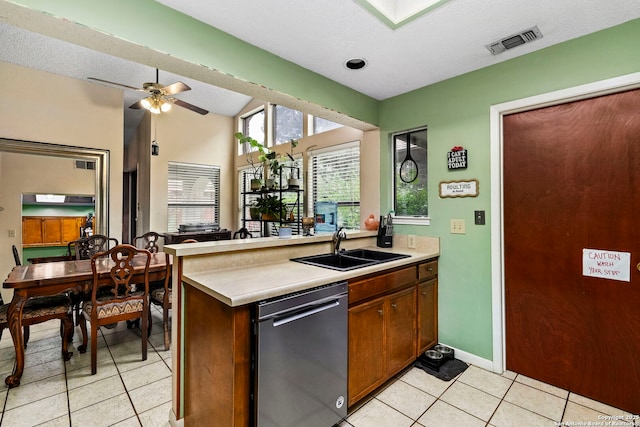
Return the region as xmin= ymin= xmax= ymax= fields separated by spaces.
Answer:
xmin=376 ymin=214 xmax=393 ymax=248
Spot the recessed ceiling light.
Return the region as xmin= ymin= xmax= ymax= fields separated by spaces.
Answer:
xmin=345 ymin=58 xmax=367 ymax=70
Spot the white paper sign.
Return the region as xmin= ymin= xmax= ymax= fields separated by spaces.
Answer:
xmin=582 ymin=248 xmax=631 ymax=282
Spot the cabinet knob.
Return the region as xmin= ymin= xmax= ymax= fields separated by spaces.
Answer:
xmin=421 ymin=291 xmax=427 ymax=296
xmin=378 ymin=309 xmax=383 ymax=316
xmin=427 ymin=267 xmax=433 ymax=272
xmin=391 ymin=303 xmax=397 ymax=310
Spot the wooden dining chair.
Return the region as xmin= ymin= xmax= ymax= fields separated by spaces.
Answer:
xmin=233 ymin=227 xmax=253 ymax=239
xmin=8 ymin=244 xmax=73 ymax=350
xmin=148 ymin=253 xmax=172 ymax=350
xmin=133 ymin=231 xmax=163 ymax=253
xmin=78 ymin=244 xmax=152 ymax=375
xmin=12 ymin=245 xmax=21 ymax=266
xmin=72 ymin=234 xmax=119 ymax=260
xmin=128 ymin=231 xmax=164 ymax=330
xmin=0 ymin=294 xmax=74 ymax=360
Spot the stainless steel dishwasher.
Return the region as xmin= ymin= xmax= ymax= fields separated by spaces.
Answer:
xmin=256 ymin=282 xmax=348 ymax=427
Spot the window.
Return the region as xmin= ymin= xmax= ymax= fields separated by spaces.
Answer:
xmin=309 ymin=142 xmax=360 ymax=230
xmin=168 ymin=162 xmax=220 ymax=232
xmin=273 ymin=105 xmax=303 ymax=144
xmin=240 ymin=109 xmax=265 ymax=154
xmin=313 ymin=116 xmax=342 ymax=134
xmin=393 ymin=127 xmax=428 ymax=221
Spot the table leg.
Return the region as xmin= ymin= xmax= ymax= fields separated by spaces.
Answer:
xmin=5 ymin=294 xmax=27 ymax=388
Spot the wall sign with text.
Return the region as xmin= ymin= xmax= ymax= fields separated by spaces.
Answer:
xmin=582 ymin=248 xmax=630 ymax=282
xmin=448 ymin=146 xmax=467 ymax=170
xmin=439 ymin=179 xmax=479 ymax=198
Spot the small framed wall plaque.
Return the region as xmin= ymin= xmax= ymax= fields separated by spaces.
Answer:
xmin=439 ymin=179 xmax=479 ymax=198
xmin=447 ymin=146 xmax=467 ymax=170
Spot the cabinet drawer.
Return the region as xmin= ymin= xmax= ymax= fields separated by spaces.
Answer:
xmin=349 ymin=267 xmax=416 ymax=305
xmin=418 ymin=260 xmax=438 ymax=281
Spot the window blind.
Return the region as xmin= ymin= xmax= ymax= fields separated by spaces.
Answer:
xmin=309 ymin=142 xmax=360 ymax=229
xmin=168 ymin=162 xmax=220 ymax=232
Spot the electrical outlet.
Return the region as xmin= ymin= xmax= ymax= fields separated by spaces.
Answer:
xmin=8 ymin=229 xmax=16 ymax=238
xmin=450 ymin=219 xmax=466 ymax=234
xmin=407 ymin=234 xmax=416 ymax=249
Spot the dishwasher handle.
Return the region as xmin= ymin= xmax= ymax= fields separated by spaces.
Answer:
xmin=271 ymin=299 xmax=341 ymax=327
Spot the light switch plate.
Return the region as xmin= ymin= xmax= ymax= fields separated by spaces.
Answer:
xmin=450 ymin=219 xmax=466 ymax=234
xmin=8 ymin=229 xmax=16 ymax=237
xmin=407 ymin=234 xmax=416 ymax=249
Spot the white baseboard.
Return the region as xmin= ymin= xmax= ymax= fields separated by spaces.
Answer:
xmin=438 ymin=343 xmax=497 ymax=373
xmin=169 ymin=409 xmax=183 ymax=427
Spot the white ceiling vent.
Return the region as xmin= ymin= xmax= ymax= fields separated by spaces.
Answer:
xmin=75 ymin=159 xmax=96 ymax=170
xmin=485 ymin=26 xmax=543 ymax=55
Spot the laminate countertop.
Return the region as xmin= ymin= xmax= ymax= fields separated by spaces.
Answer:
xmin=181 ymin=246 xmax=439 ymax=307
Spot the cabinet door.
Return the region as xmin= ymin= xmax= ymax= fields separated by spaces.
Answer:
xmin=43 ymin=218 xmax=63 ymax=244
xmin=386 ymin=287 xmax=417 ymax=375
xmin=417 ymin=278 xmax=438 ymax=355
xmin=62 ymin=217 xmax=81 ymax=243
xmin=348 ymin=298 xmax=385 ymax=406
xmin=22 ymin=218 xmax=43 ymax=245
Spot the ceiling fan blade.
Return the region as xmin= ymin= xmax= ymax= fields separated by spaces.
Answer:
xmin=88 ymin=77 xmax=145 ymax=92
xmin=171 ymin=98 xmax=209 ymax=115
xmin=163 ymin=81 xmax=191 ymax=95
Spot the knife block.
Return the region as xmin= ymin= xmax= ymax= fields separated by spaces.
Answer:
xmin=376 ymin=228 xmax=393 ymax=248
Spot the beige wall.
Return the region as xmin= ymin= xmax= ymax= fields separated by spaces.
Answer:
xmin=130 ymin=107 xmax=235 ymax=235
xmin=0 ymin=62 xmax=124 ymax=298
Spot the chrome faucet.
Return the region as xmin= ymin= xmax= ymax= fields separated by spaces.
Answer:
xmin=332 ymin=227 xmax=347 ymax=255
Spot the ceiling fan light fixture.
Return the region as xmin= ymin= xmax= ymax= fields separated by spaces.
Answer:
xmin=141 ymin=97 xmax=152 ymax=110
xmin=160 ymin=102 xmax=171 ymax=113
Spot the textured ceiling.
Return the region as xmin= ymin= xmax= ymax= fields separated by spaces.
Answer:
xmin=1 ymin=0 xmax=639 ymax=146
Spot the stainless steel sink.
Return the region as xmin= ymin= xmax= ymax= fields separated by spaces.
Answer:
xmin=291 ymin=249 xmax=410 ymax=271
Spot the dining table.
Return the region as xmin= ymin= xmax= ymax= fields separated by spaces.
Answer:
xmin=2 ymin=251 xmax=171 ymax=387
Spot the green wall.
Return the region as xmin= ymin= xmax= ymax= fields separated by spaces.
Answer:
xmin=379 ymin=19 xmax=640 ymax=360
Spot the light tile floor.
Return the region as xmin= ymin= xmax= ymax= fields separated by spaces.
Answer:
xmin=342 ymin=364 xmax=640 ymax=427
xmin=1 ymin=309 xmax=637 ymax=427
xmin=0 ymin=306 xmax=172 ymax=427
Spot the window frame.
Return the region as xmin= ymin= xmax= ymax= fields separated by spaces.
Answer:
xmin=167 ymin=161 xmax=221 ymax=232
xmin=240 ymin=108 xmax=266 ymax=155
xmin=308 ymin=141 xmax=361 ymax=230
xmin=391 ymin=126 xmax=431 ymax=226
xmin=273 ymin=104 xmax=303 ymax=145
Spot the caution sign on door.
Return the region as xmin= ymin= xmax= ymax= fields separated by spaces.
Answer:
xmin=582 ymin=248 xmax=631 ymax=282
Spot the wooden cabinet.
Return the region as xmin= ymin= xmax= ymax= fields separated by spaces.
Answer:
xmin=387 ymin=287 xmax=417 ymax=374
xmin=22 ymin=216 xmax=86 ymax=247
xmin=348 ymin=267 xmax=417 ymax=406
xmin=348 ymin=298 xmax=386 ymax=405
xmin=417 ymin=259 xmax=438 ymax=355
xmin=348 ymin=259 xmax=438 ymax=407
xmin=417 ymin=278 xmax=438 ymax=355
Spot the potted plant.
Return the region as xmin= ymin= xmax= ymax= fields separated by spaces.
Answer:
xmin=254 ymin=194 xmax=286 ymax=221
xmin=285 ymin=138 xmax=300 ymax=189
xmin=235 ymin=132 xmax=266 ymax=191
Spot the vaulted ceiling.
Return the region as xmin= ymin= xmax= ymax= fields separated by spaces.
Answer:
xmin=1 ymin=0 xmax=638 ymax=145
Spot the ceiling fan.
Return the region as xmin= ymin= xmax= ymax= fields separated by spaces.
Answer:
xmin=88 ymin=69 xmax=209 ymax=115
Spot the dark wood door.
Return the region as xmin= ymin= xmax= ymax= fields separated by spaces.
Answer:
xmin=503 ymin=89 xmax=640 ymax=413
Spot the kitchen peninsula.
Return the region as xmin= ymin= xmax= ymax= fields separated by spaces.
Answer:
xmin=164 ymin=231 xmax=440 ymax=426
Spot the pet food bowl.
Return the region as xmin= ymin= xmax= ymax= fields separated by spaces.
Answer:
xmin=433 ymin=344 xmax=454 ymax=360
